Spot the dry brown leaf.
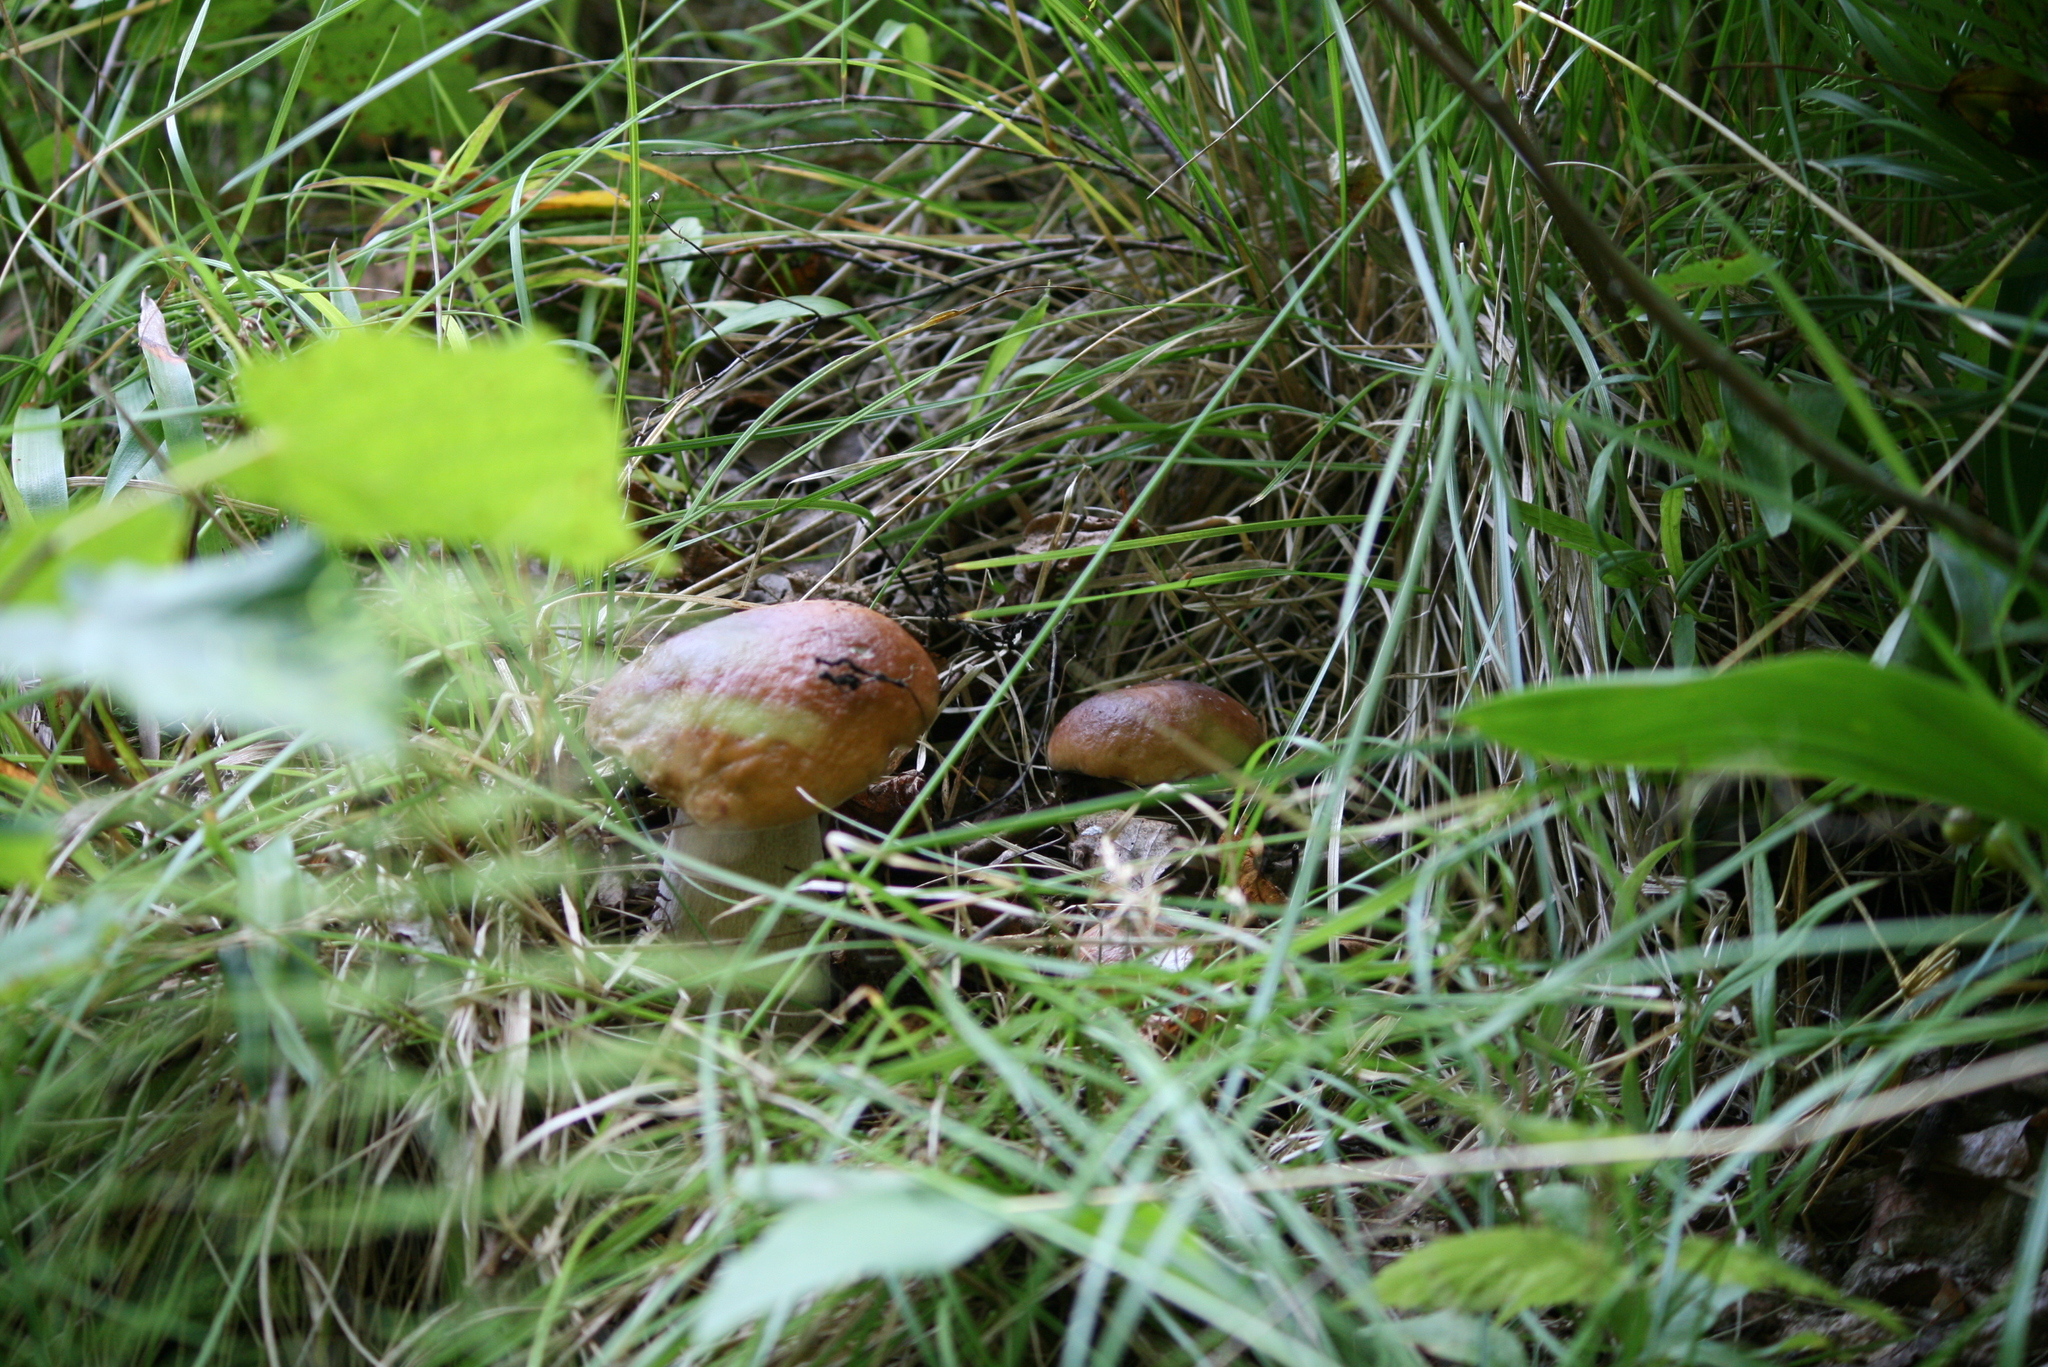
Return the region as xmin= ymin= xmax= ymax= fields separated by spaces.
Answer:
xmin=836 ymin=770 xmax=928 ymax=828
xmin=1236 ymin=848 xmax=1286 ymax=904
xmin=1947 ymin=1113 xmax=2046 ymax=1181
xmin=1072 ymin=920 xmax=1137 ymax=965
xmin=1070 ymin=816 xmax=1187 ymax=889
xmin=1940 ymin=66 xmax=2048 ymax=162
xmin=1010 ymin=511 xmax=1141 ymax=586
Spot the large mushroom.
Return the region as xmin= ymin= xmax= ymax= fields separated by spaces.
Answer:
xmin=1047 ymin=680 xmax=1265 ymax=787
xmin=588 ymin=600 xmax=939 ymax=950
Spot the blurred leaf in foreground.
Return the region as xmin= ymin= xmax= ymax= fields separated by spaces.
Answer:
xmin=1461 ymin=653 xmax=2048 ymax=830
xmin=0 ymin=821 xmax=51 ymax=885
xmin=0 ymin=532 xmax=395 ymax=751
xmin=233 ymin=329 xmax=636 ymax=570
xmin=1376 ymin=1227 xmax=1617 ymax=1316
xmin=0 ymin=897 xmax=125 ymax=1002
xmin=695 ymin=1167 xmax=1007 ymax=1342
xmin=0 ymin=495 xmax=188 ymax=605
xmin=1367 ymin=1310 xmax=1527 ymax=1367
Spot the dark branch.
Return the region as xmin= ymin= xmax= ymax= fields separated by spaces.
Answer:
xmin=1372 ymin=0 xmax=2048 ymax=585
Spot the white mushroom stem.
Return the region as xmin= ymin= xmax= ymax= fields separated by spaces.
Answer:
xmin=663 ymin=814 xmax=822 ymax=955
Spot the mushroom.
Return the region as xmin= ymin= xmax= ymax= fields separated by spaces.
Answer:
xmin=587 ymin=600 xmax=939 ymax=951
xmin=1047 ymin=681 xmax=1267 ymax=919
xmin=1047 ymin=680 xmax=1265 ymax=786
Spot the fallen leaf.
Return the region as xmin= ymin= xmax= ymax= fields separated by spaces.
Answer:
xmin=0 ymin=757 xmax=62 ymax=804
xmin=1010 ymin=511 xmax=1138 ymax=586
xmin=1070 ymin=816 xmax=1186 ymax=888
xmin=1947 ymin=1114 xmax=2043 ymax=1181
xmin=456 ymin=182 xmax=633 ymax=217
xmin=1072 ymin=919 xmax=1137 ymax=965
xmin=1141 ymin=1004 xmax=1219 ymax=1051
xmin=1941 ymin=66 xmax=2048 ymax=163
xmin=1234 ymin=830 xmax=1285 ymax=905
xmin=526 ymin=188 xmax=631 ymax=214
xmin=835 ymin=771 xmax=928 ymax=828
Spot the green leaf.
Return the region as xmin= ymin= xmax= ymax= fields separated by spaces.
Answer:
xmin=1012 ymin=356 xmax=1077 ymax=382
xmin=1721 ymin=380 xmax=1845 ymax=538
xmin=695 ymin=1167 xmax=1007 ymax=1342
xmin=1659 ymin=485 xmax=1688 ymax=582
xmin=1953 ymin=280 xmax=1996 ymax=392
xmin=1653 ymin=251 xmax=1777 ymax=293
xmin=227 ymin=840 xmax=330 ymax=1086
xmin=1511 ymin=498 xmax=1657 ymax=588
xmin=13 ymin=119 xmax=138 ymax=190
xmin=967 ymin=292 xmax=1049 ymax=420
xmin=299 ymin=0 xmax=484 ymax=137
xmin=1673 ymin=1239 xmax=1832 ymax=1298
xmin=0 ymin=820 xmax=52 ymax=885
xmin=0 ymin=898 xmax=126 ymax=1002
xmin=0 ymin=533 xmax=396 ymax=751
xmin=1060 ymin=1201 xmax=1246 ymax=1301
xmin=655 ymin=216 xmax=706 ymax=296
xmin=896 ymin=22 xmax=939 ymax=132
xmin=138 ymin=294 xmax=203 ymax=455
xmin=231 ymin=329 xmax=636 ymax=570
xmin=1460 ymin=653 xmax=2048 ymax=830
xmin=10 ymin=406 xmax=67 ymax=519
xmin=1522 ymin=1182 xmax=1595 ymax=1238
xmin=437 ymin=89 xmax=517 ymax=188
xmin=1374 ymin=1227 xmax=1622 ymax=1317
xmin=1673 ymin=1239 xmax=1906 ymax=1336
xmin=325 ymin=253 xmax=364 ymax=325
xmin=1512 ymin=498 xmax=1631 ymax=556
xmin=101 ymin=375 xmax=165 ymax=502
xmin=134 ymin=0 xmax=276 ymax=74
xmin=712 ymin=496 xmax=876 ymax=523
xmin=699 ymin=296 xmax=850 ymax=341
xmin=1930 ymin=533 xmax=2014 ymax=652
xmin=0 ymin=496 xmax=190 ymax=605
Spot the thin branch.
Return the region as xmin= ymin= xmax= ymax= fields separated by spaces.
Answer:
xmin=1371 ymin=0 xmax=2048 ymax=586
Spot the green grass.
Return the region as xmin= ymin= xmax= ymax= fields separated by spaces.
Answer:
xmin=3 ymin=0 xmax=2048 ymax=1362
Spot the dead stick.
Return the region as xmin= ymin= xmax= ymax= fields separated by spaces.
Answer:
xmin=1369 ymin=0 xmax=2048 ymax=586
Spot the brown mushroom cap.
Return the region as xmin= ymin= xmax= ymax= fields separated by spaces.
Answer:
xmin=587 ymin=600 xmax=940 ymax=830
xmin=1047 ymin=681 xmax=1264 ymax=785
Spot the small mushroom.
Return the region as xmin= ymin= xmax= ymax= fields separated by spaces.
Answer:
xmin=1048 ymin=681 xmax=1267 ymax=915
xmin=588 ymin=600 xmax=939 ymax=950
xmin=1047 ymin=680 xmax=1265 ymax=786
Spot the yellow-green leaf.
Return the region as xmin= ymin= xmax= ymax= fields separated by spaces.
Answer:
xmin=0 ymin=496 xmax=190 ymax=605
xmin=232 ymin=329 xmax=636 ymax=570
xmin=1375 ymin=1227 xmax=1621 ymax=1317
